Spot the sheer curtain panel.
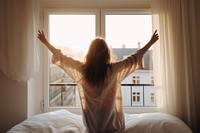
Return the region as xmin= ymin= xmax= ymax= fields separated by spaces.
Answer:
xmin=0 ymin=0 xmax=39 ymax=81
xmin=151 ymin=0 xmax=200 ymax=132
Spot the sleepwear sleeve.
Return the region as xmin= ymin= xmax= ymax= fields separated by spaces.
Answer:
xmin=113 ymin=49 xmax=145 ymax=81
xmin=51 ymin=49 xmax=83 ymax=82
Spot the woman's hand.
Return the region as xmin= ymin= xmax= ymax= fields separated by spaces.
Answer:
xmin=37 ymin=30 xmax=57 ymax=53
xmin=37 ymin=30 xmax=48 ymax=44
xmin=135 ymin=30 xmax=159 ymax=58
xmin=149 ymin=30 xmax=159 ymax=45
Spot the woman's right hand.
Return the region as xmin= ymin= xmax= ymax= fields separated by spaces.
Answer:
xmin=37 ymin=30 xmax=48 ymax=44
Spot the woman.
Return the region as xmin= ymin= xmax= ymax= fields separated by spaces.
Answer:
xmin=38 ymin=30 xmax=159 ymax=133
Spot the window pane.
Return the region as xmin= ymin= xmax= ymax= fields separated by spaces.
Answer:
xmin=105 ymin=14 xmax=156 ymax=107
xmin=105 ymin=15 xmax=152 ymax=49
xmin=49 ymin=14 xmax=96 ymax=107
xmin=49 ymin=15 xmax=96 ymax=58
xmin=133 ymin=96 xmax=136 ymax=101
xmin=137 ymin=96 xmax=140 ymax=102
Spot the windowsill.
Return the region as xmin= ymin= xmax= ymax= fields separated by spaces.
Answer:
xmin=123 ymin=107 xmax=158 ymax=114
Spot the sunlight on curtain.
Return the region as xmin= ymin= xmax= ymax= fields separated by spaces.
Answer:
xmin=0 ymin=0 xmax=39 ymax=81
xmin=151 ymin=0 xmax=200 ymax=132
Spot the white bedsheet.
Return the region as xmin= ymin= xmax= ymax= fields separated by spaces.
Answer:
xmin=7 ymin=110 xmax=193 ymax=133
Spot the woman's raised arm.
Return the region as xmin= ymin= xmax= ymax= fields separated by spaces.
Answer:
xmin=137 ymin=30 xmax=159 ymax=56
xmin=37 ymin=30 xmax=57 ymax=53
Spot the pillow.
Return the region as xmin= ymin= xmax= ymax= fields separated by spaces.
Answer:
xmin=124 ymin=113 xmax=193 ymax=133
xmin=8 ymin=110 xmax=85 ymax=133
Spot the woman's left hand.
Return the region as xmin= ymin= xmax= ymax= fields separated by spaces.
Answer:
xmin=149 ymin=30 xmax=159 ymax=44
xmin=37 ymin=30 xmax=48 ymax=45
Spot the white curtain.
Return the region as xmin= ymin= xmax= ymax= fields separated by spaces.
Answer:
xmin=151 ymin=0 xmax=200 ymax=132
xmin=0 ymin=0 xmax=39 ymax=81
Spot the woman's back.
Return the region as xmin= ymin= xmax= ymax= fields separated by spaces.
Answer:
xmin=78 ymin=65 xmax=125 ymax=133
xmin=51 ymin=42 xmax=144 ymax=133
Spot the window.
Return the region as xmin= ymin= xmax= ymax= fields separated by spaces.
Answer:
xmin=44 ymin=9 xmax=157 ymax=113
xmin=48 ymin=14 xmax=96 ymax=107
xmin=105 ymin=15 xmax=152 ymax=49
xmin=151 ymin=76 xmax=154 ymax=85
xmin=132 ymin=92 xmax=140 ymax=102
xmin=132 ymin=76 xmax=140 ymax=84
xmin=151 ymin=93 xmax=155 ymax=103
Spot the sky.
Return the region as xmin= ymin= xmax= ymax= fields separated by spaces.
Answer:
xmin=49 ymin=14 xmax=152 ymax=55
xmin=105 ymin=15 xmax=152 ymax=48
xmin=49 ymin=15 xmax=95 ymax=53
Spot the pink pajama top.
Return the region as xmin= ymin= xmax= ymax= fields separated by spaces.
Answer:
xmin=52 ymin=49 xmax=144 ymax=133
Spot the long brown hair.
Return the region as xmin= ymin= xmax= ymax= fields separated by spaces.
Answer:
xmin=84 ymin=37 xmax=111 ymax=87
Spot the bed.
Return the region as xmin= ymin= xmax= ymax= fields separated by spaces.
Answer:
xmin=7 ymin=109 xmax=193 ymax=133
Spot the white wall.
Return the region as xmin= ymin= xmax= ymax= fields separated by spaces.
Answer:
xmin=40 ymin=0 xmax=150 ymax=8
xmin=27 ymin=64 xmax=44 ymax=118
xmin=0 ymin=73 xmax=27 ymax=132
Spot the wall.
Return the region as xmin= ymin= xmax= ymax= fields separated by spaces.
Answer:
xmin=41 ymin=0 xmax=150 ymax=8
xmin=27 ymin=58 xmax=44 ymax=118
xmin=0 ymin=73 xmax=27 ymax=132
xmin=0 ymin=35 xmax=44 ymax=133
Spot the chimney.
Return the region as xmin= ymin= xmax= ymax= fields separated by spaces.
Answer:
xmin=137 ymin=42 xmax=141 ymax=49
xmin=122 ymin=44 xmax=126 ymax=48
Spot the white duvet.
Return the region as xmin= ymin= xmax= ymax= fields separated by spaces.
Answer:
xmin=7 ymin=110 xmax=193 ymax=133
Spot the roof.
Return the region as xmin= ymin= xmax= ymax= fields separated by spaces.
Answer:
xmin=112 ymin=48 xmax=153 ymax=70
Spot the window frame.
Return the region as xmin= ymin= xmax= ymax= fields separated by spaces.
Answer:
xmin=43 ymin=8 xmax=158 ymax=114
xmin=100 ymin=8 xmax=152 ymax=39
xmin=43 ymin=9 xmax=100 ymax=114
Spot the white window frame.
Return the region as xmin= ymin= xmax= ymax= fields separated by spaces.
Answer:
xmin=100 ymin=8 xmax=153 ymax=41
xmin=43 ymin=8 xmax=158 ymax=114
